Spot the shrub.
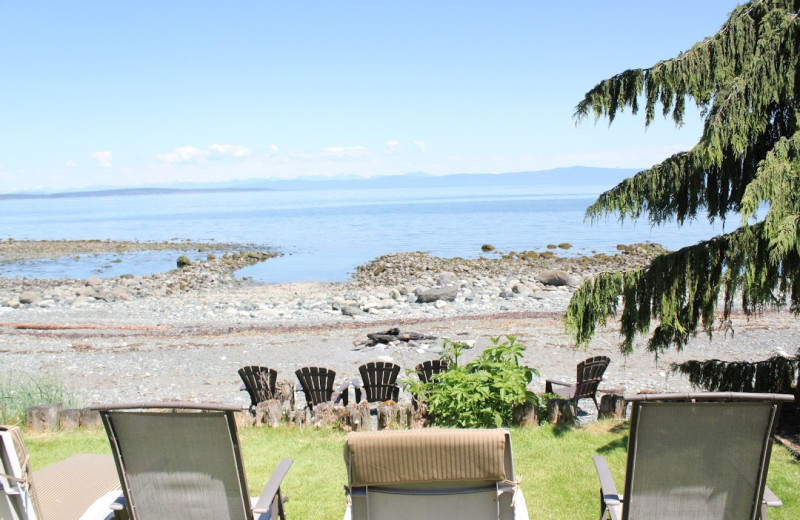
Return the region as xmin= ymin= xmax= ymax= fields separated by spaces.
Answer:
xmin=407 ymin=336 xmax=539 ymax=428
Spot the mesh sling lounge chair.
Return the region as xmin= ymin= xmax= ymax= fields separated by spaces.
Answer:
xmin=1 ymin=425 xmax=122 ymax=520
xmin=239 ymin=366 xmax=278 ymax=412
xmin=593 ymin=392 xmax=795 ymax=520
xmin=343 ymin=428 xmax=529 ymax=520
xmin=353 ymin=362 xmax=401 ymax=404
xmin=545 ymin=355 xmax=610 ymax=412
xmin=94 ymin=402 xmax=292 ymax=520
xmin=295 ymin=367 xmax=350 ymax=410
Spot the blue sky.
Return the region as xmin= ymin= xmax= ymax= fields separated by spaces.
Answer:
xmin=1 ymin=1 xmax=738 ymax=192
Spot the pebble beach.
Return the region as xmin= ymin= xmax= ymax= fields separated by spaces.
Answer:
xmin=1 ymin=240 xmax=798 ymax=413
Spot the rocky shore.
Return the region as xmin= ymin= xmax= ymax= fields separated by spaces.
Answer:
xmin=1 ymin=240 xmax=797 ymax=414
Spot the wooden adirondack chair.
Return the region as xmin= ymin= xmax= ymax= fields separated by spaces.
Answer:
xmin=238 ymin=366 xmax=278 ymax=412
xmin=295 ymin=366 xmax=350 ymax=409
xmin=545 ymin=355 xmax=610 ymax=411
xmin=354 ymin=362 xmax=401 ymax=403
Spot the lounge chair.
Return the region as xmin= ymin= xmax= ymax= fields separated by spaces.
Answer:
xmin=94 ymin=402 xmax=292 ymax=520
xmin=343 ymin=428 xmax=528 ymax=520
xmin=593 ymin=392 xmax=794 ymax=520
xmin=353 ymin=362 xmax=400 ymax=404
xmin=239 ymin=366 xmax=278 ymax=412
xmin=295 ymin=366 xmax=350 ymax=409
xmin=1 ymin=424 xmax=122 ymax=520
xmin=415 ymin=359 xmax=450 ymax=384
xmin=545 ymin=355 xmax=609 ymax=412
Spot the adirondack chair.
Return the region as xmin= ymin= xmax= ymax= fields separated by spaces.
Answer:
xmin=343 ymin=428 xmax=529 ymax=520
xmin=545 ymin=355 xmax=610 ymax=412
xmin=239 ymin=366 xmax=278 ymax=412
xmin=295 ymin=366 xmax=350 ymax=409
xmin=353 ymin=362 xmax=401 ymax=403
xmin=1 ymin=425 xmax=123 ymax=520
xmin=593 ymin=392 xmax=794 ymax=520
xmin=94 ymin=402 xmax=292 ymax=520
xmin=415 ymin=359 xmax=450 ymax=384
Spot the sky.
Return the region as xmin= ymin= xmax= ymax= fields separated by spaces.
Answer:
xmin=1 ymin=1 xmax=740 ymax=193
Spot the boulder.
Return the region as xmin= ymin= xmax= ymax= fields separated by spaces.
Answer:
xmin=535 ymin=269 xmax=579 ymax=287
xmin=19 ymin=291 xmax=42 ymax=305
xmin=416 ymin=286 xmax=458 ymax=303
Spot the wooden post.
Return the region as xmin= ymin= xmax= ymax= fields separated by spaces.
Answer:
xmin=79 ymin=408 xmax=102 ymax=429
xmin=547 ymin=399 xmax=576 ymax=425
xmin=26 ymin=403 xmax=63 ymax=432
xmin=59 ymin=409 xmax=81 ymax=430
xmin=256 ymin=399 xmax=283 ymax=427
xmin=513 ymin=401 xmax=538 ymax=427
xmin=599 ymin=394 xmax=627 ymax=419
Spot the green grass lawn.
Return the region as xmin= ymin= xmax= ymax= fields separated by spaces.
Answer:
xmin=23 ymin=423 xmax=800 ymax=519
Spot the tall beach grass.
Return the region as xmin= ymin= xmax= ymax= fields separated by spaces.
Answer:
xmin=0 ymin=372 xmax=81 ymax=425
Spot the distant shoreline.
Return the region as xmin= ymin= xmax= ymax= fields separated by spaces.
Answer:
xmin=0 ymin=187 xmax=277 ymax=201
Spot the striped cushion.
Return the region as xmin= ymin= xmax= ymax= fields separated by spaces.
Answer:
xmin=344 ymin=429 xmax=507 ymax=487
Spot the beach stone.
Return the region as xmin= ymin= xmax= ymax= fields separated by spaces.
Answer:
xmin=535 ymin=269 xmax=579 ymax=287
xmin=512 ymin=283 xmax=533 ymax=296
xmin=416 ymin=286 xmax=458 ymax=303
xmin=438 ymin=272 xmax=458 ymax=286
xmin=341 ymin=305 xmax=365 ymax=316
xmin=19 ymin=291 xmax=42 ymax=305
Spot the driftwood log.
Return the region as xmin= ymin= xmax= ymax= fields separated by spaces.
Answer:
xmin=363 ymin=328 xmax=437 ymax=346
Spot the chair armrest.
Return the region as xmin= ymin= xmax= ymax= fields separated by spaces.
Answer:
xmin=253 ymin=459 xmax=293 ymax=515
xmin=762 ymin=484 xmax=782 ymax=507
xmin=593 ymin=456 xmax=621 ymax=505
xmin=545 ymin=379 xmax=572 ymax=389
xmin=333 ymin=381 xmax=350 ymax=406
xmin=352 ymin=378 xmax=363 ymax=402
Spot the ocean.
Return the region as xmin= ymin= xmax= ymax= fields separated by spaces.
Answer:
xmin=0 ymin=171 xmax=728 ymax=283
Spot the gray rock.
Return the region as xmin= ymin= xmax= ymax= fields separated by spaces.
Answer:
xmin=535 ymin=269 xmax=579 ymax=287
xmin=438 ymin=272 xmax=458 ymax=287
xmin=416 ymin=285 xmax=459 ymax=303
xmin=512 ymin=283 xmax=533 ymax=296
xmin=341 ymin=305 xmax=365 ymax=317
xmin=499 ymin=290 xmax=516 ymax=299
xmin=19 ymin=291 xmax=42 ymax=305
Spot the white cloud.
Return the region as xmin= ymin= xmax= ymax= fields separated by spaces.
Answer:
xmin=65 ymin=160 xmax=77 ymax=169
xmin=269 ymin=144 xmax=279 ymax=154
xmin=208 ymin=143 xmax=250 ymax=157
xmin=91 ymin=151 xmax=113 ymax=168
xmin=157 ymin=144 xmax=253 ymax=164
xmin=385 ymin=140 xmax=400 ymax=154
xmin=413 ymin=140 xmax=427 ymax=152
xmin=157 ymin=146 xmax=208 ymax=164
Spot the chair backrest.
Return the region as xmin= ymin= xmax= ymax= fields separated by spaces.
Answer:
xmin=621 ymin=392 xmax=792 ymax=520
xmin=574 ymin=356 xmax=609 ymax=400
xmin=96 ymin=403 xmax=253 ymax=520
xmin=415 ymin=360 xmax=450 ymax=384
xmin=358 ymin=362 xmax=401 ymax=402
xmin=238 ymin=366 xmax=278 ymax=409
xmin=344 ymin=428 xmax=521 ymax=520
xmin=296 ymin=366 xmax=337 ymax=409
xmin=0 ymin=425 xmax=40 ymax=520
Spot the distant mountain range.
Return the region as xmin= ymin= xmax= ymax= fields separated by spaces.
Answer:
xmin=0 ymin=166 xmax=638 ymax=200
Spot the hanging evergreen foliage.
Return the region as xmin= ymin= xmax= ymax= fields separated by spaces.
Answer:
xmin=566 ymin=0 xmax=800 ymax=352
xmin=671 ymin=356 xmax=799 ymax=394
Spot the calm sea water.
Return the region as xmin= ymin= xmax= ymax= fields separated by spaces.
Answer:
xmin=0 ymin=183 xmax=726 ymax=283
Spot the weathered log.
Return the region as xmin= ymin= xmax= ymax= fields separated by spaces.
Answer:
xmin=346 ymin=402 xmax=371 ymax=431
xmin=26 ymin=403 xmax=63 ymax=432
xmin=59 ymin=409 xmax=81 ymax=431
xmin=255 ymin=399 xmax=284 ymax=427
xmin=274 ymin=379 xmax=295 ymax=410
xmin=599 ymin=394 xmax=627 ymax=420
xmin=547 ymin=399 xmax=576 ymax=425
xmin=513 ymin=401 xmax=538 ymax=427
xmin=79 ymin=408 xmax=102 ymax=429
xmin=234 ymin=410 xmax=256 ymax=429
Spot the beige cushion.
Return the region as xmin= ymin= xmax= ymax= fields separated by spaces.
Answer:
xmin=344 ymin=429 xmax=507 ymax=487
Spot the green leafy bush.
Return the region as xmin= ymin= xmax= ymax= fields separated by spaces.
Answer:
xmin=407 ymin=335 xmax=539 ymax=428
